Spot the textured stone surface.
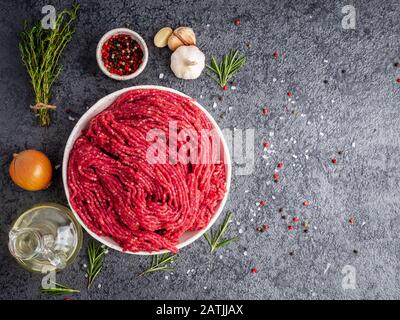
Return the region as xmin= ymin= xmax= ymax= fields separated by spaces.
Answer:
xmin=1 ymin=0 xmax=400 ymax=300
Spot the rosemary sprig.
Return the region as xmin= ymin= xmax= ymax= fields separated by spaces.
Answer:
xmin=207 ymin=49 xmax=246 ymax=88
xmin=19 ymin=4 xmax=79 ymax=126
xmin=139 ymin=253 xmax=177 ymax=276
xmin=40 ymin=282 xmax=80 ymax=296
xmin=87 ymin=240 xmax=106 ymax=289
xmin=204 ymin=212 xmax=238 ymax=253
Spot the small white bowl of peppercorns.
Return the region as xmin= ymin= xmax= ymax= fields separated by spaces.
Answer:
xmin=96 ymin=28 xmax=148 ymax=80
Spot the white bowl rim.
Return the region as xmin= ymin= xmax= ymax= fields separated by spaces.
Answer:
xmin=62 ymin=85 xmax=232 ymax=255
xmin=96 ymin=28 xmax=149 ymax=81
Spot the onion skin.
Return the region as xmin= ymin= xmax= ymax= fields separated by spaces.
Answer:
xmin=9 ymin=149 xmax=52 ymax=191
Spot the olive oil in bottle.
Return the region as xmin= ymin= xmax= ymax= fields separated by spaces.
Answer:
xmin=8 ymin=203 xmax=82 ymax=273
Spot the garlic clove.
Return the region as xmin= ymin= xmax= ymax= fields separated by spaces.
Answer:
xmin=171 ymin=45 xmax=205 ymax=80
xmin=168 ymin=27 xmax=196 ymax=51
xmin=154 ymin=27 xmax=173 ymax=48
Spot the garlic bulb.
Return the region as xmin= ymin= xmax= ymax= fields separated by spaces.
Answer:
xmin=170 ymin=45 xmax=205 ymax=80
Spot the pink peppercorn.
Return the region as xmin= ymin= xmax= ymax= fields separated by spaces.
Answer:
xmin=288 ymin=225 xmax=294 ymax=230
xmin=259 ymin=200 xmax=267 ymax=207
xmin=277 ymin=162 xmax=284 ymax=169
xmin=287 ymin=91 xmax=293 ymax=97
xmin=234 ymin=18 xmax=241 ymax=26
xmin=293 ymin=217 xmax=299 ymax=222
xmin=331 ymin=158 xmax=337 ymax=164
xmin=251 ymin=267 xmax=257 ymax=273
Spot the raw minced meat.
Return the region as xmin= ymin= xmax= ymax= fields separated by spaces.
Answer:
xmin=67 ymin=89 xmax=227 ymax=252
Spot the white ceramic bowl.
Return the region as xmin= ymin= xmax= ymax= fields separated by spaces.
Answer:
xmin=62 ymin=86 xmax=232 ymax=255
xmin=96 ymin=28 xmax=148 ymax=80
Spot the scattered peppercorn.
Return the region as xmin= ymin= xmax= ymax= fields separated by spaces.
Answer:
xmin=262 ymin=107 xmax=269 ymax=115
xmin=278 ymin=208 xmax=283 ymax=213
xmin=353 ymin=249 xmax=358 ymax=254
xmin=277 ymin=162 xmax=284 ymax=169
xmin=287 ymin=91 xmax=293 ymax=97
xmin=341 ymin=69 xmax=346 ymax=74
xmin=273 ymin=172 xmax=280 ymax=182
xmin=273 ymin=51 xmax=279 ymax=60
xmin=259 ymin=200 xmax=267 ymax=207
xmin=263 ymin=224 xmax=268 ymax=232
xmin=331 ymin=158 xmax=337 ymax=164
xmin=263 ymin=142 xmax=270 ymax=149
xmin=281 ymin=215 xmax=286 ymax=219
xmin=338 ymin=150 xmax=343 ymax=155
xmin=234 ymin=18 xmax=241 ymax=26
xmin=289 ymin=251 xmax=294 ymax=256
xmin=303 ymin=200 xmax=310 ymax=207
xmin=288 ymin=225 xmax=294 ymax=230
xmin=396 ymin=78 xmax=400 ymax=84
xmin=293 ymin=216 xmax=299 ymax=223
xmin=394 ymin=62 xmax=399 ymax=68
xmin=250 ymin=267 xmax=257 ymax=273
xmin=323 ymin=80 xmax=328 ymax=84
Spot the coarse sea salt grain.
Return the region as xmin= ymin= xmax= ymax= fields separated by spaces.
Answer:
xmin=244 ymin=251 xmax=248 ymax=256
xmin=219 ymin=255 xmax=223 ymax=259
xmin=269 ymin=131 xmax=274 ymax=137
xmin=54 ymin=164 xmax=61 ymax=170
xmin=239 ymin=229 xmax=243 ymax=234
xmin=68 ymin=116 xmax=75 ymax=121
xmin=272 ymin=78 xmax=277 ymax=82
xmin=212 ymin=102 xmax=217 ymax=108
xmin=231 ymin=86 xmax=237 ymax=90
xmin=165 ymin=275 xmax=169 ymax=280
xmin=159 ymin=73 xmax=164 ymax=79
xmin=228 ymin=107 xmax=233 ymax=111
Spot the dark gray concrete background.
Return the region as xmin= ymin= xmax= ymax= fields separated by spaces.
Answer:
xmin=1 ymin=0 xmax=400 ymax=300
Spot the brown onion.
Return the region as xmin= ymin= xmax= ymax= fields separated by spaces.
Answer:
xmin=9 ymin=149 xmax=52 ymax=191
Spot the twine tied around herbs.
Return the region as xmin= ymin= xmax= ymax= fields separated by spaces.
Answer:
xmin=30 ymin=103 xmax=57 ymax=111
